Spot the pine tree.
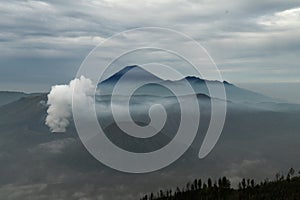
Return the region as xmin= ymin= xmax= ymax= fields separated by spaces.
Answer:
xmin=197 ymin=179 xmax=202 ymax=190
xmin=207 ymin=178 xmax=212 ymax=188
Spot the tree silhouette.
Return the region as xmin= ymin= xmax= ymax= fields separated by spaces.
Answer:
xmin=140 ymin=169 xmax=300 ymax=200
xmin=207 ymin=178 xmax=212 ymax=188
xmin=197 ymin=179 xmax=202 ymax=190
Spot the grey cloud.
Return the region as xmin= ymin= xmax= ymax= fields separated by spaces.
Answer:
xmin=0 ymin=0 xmax=300 ymax=100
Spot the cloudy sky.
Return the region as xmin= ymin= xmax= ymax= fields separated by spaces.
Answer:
xmin=0 ymin=0 xmax=300 ymax=102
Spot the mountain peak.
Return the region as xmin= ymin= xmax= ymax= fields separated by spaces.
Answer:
xmin=100 ymin=65 xmax=233 ymax=86
xmin=113 ymin=65 xmax=139 ymax=76
xmin=223 ymin=80 xmax=232 ymax=85
xmin=101 ymin=65 xmax=163 ymax=84
xmin=185 ymin=76 xmax=205 ymax=82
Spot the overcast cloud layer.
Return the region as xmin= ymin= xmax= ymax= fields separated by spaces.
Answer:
xmin=0 ymin=0 xmax=300 ymax=102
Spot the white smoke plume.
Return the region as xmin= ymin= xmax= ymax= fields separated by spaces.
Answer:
xmin=45 ymin=76 xmax=95 ymax=133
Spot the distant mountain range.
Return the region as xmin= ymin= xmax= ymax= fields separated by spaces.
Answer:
xmin=98 ymin=65 xmax=276 ymax=104
xmin=0 ymin=66 xmax=300 ymax=199
xmin=0 ymin=65 xmax=279 ymax=108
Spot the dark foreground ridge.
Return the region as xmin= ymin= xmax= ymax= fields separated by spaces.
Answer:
xmin=140 ymin=168 xmax=300 ymax=200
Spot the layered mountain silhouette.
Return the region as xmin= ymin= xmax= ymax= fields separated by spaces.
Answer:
xmin=98 ymin=65 xmax=275 ymax=104
xmin=0 ymin=66 xmax=300 ymax=200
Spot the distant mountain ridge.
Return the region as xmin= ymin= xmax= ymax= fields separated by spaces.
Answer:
xmin=98 ymin=65 xmax=275 ymax=103
xmin=0 ymin=91 xmax=29 ymax=107
xmin=0 ymin=66 xmax=278 ymax=107
xmin=101 ymin=65 xmax=230 ymax=85
xmin=0 ymin=67 xmax=300 ymax=200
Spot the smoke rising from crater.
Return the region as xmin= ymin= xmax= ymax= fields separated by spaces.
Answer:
xmin=45 ymin=76 xmax=95 ymax=133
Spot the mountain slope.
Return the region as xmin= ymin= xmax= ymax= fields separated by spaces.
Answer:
xmin=98 ymin=65 xmax=275 ymax=103
xmin=0 ymin=66 xmax=299 ymax=200
xmin=0 ymin=91 xmax=29 ymax=107
xmin=0 ymin=90 xmax=300 ymax=200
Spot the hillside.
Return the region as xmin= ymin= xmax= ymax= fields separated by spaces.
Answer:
xmin=0 ymin=91 xmax=28 ymax=107
xmin=140 ymin=169 xmax=300 ymax=200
